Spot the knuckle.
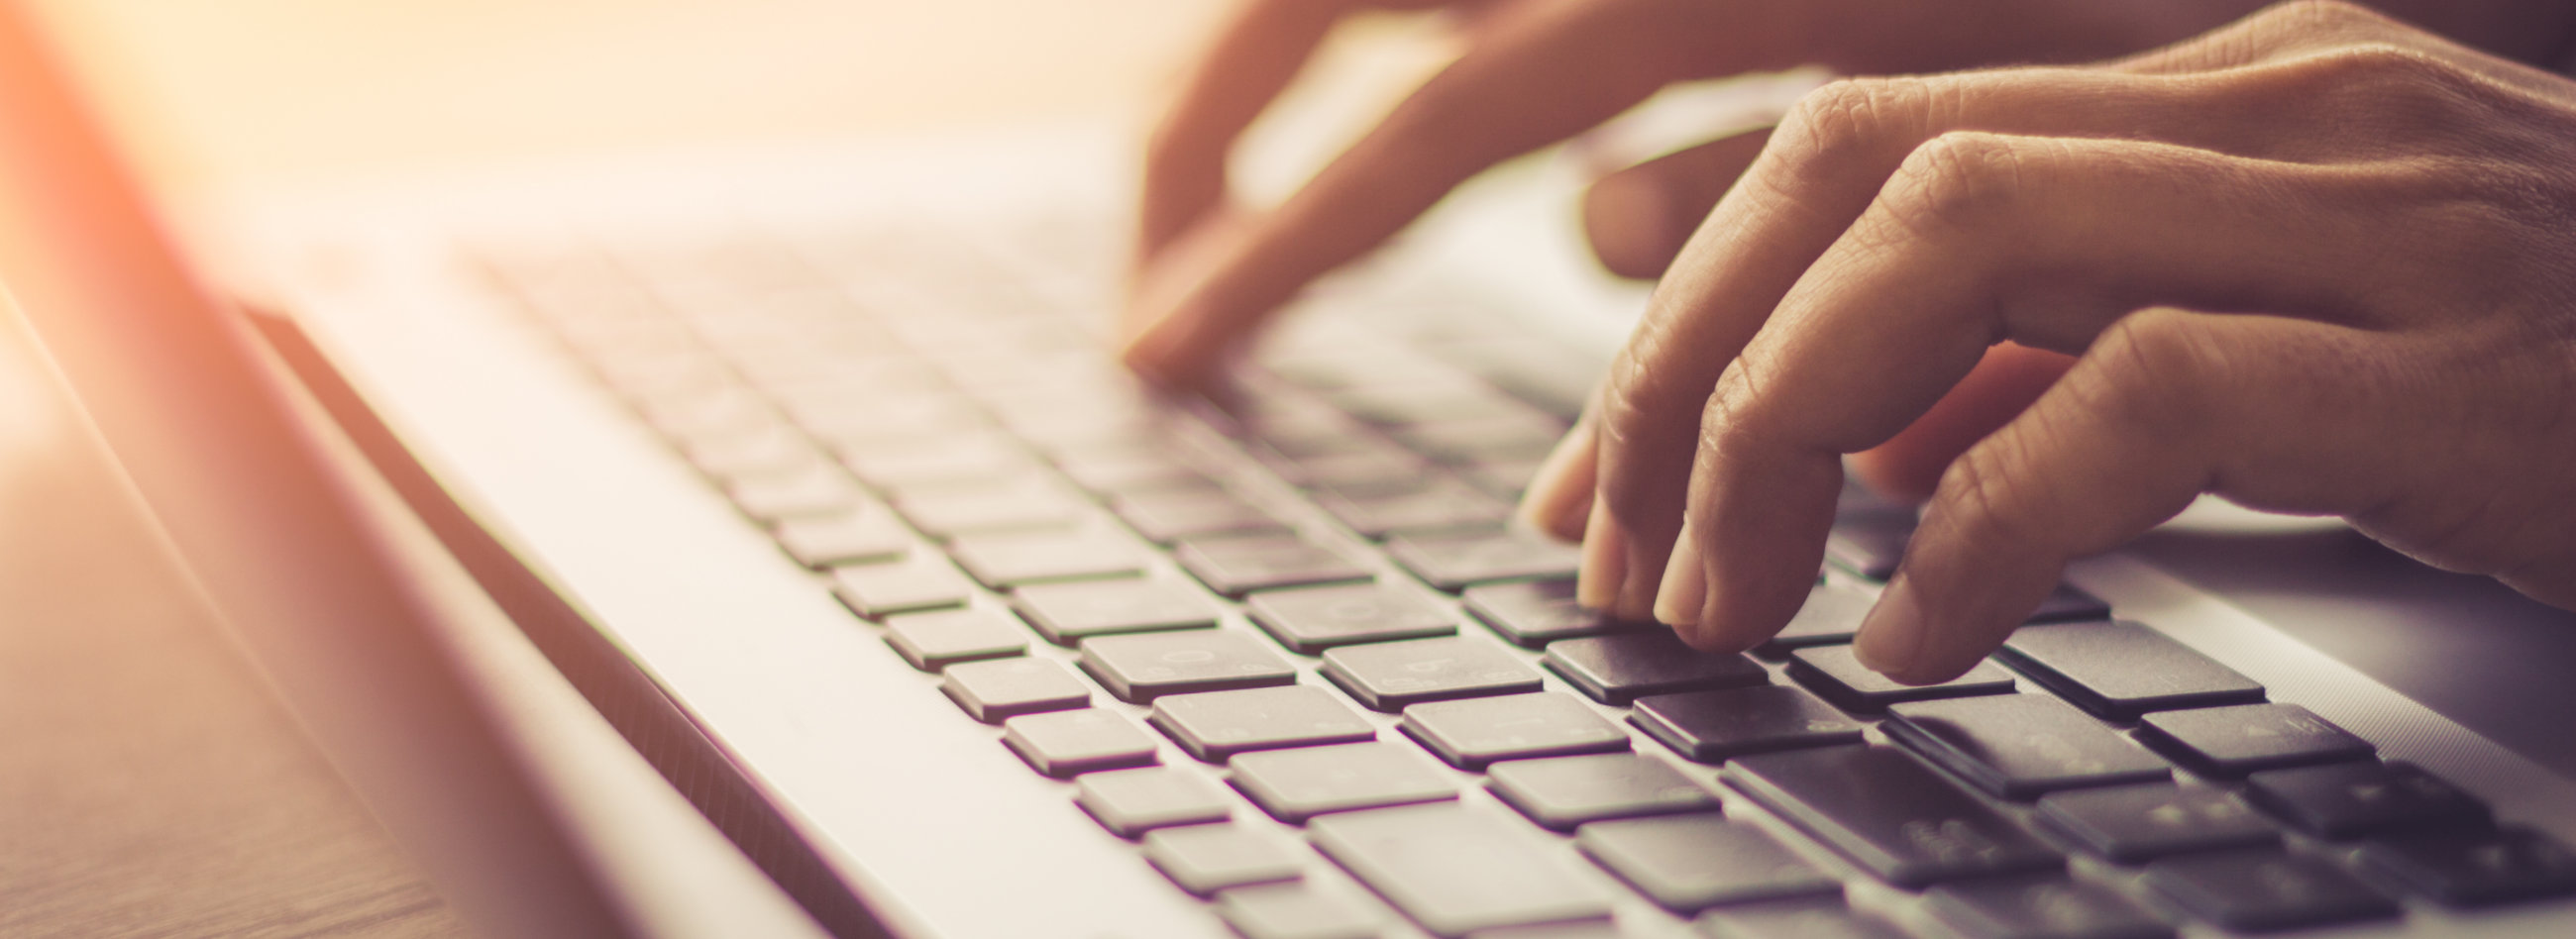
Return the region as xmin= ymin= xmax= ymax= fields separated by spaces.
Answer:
xmin=1771 ymin=76 xmax=1929 ymax=182
xmin=2086 ymin=311 xmax=2226 ymax=438
xmin=1931 ymin=436 xmax=2042 ymax=547
xmin=1867 ymin=131 xmax=2028 ymax=244
xmin=2253 ymin=0 xmax=2397 ymax=39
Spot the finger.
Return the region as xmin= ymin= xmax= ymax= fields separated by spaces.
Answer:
xmin=1848 ymin=342 xmax=2072 ymax=502
xmin=1581 ymin=127 xmax=1772 ymax=279
xmin=1515 ymin=414 xmax=1597 ymax=540
xmin=1138 ymin=0 xmax=1437 ymax=267
xmin=1124 ymin=0 xmax=1747 ymax=386
xmin=1667 ymin=133 xmax=2458 ymax=651
xmin=1857 ymin=310 xmax=2413 ymax=681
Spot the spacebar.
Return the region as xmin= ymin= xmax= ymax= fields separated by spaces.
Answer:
xmin=1309 ymin=803 xmax=1610 ymax=937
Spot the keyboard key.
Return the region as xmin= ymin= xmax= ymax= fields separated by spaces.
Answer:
xmin=1321 ymin=637 xmax=1542 ymax=711
xmin=1284 ymin=450 xmax=1433 ymax=495
xmin=892 ymin=480 xmax=1083 ymax=539
xmin=1309 ymin=803 xmax=1612 ymax=937
xmin=1176 ymin=535 xmax=1372 ymax=598
xmin=723 ymin=462 xmax=866 ymax=520
xmin=1487 ymin=753 xmax=1718 ymax=831
xmin=1786 ymin=646 xmax=2015 ymax=713
xmin=1078 ymin=630 xmax=1298 ymax=703
xmin=1723 ymin=745 xmax=2063 ymax=887
xmin=1696 ymin=896 xmax=1910 ymax=939
xmin=1542 ymin=632 xmax=1770 ymax=705
xmin=1214 ymin=884 xmax=1381 ymax=939
xmin=948 ymin=527 xmax=1145 ymax=588
xmin=1924 ymin=875 xmax=2174 ymax=939
xmin=2134 ymin=703 xmax=2374 ymax=778
xmin=1631 ymin=685 xmax=1869 ymax=764
xmin=2361 ymin=826 xmax=2576 ymax=907
xmin=882 ymin=606 xmax=1027 ymax=671
xmin=2027 ymin=583 xmax=2112 ymax=624
xmin=1318 ymin=480 xmax=1510 ymax=538
xmin=1461 ymin=579 xmax=1654 ymax=648
xmin=681 ymin=424 xmax=819 ymax=477
xmin=1386 ymin=529 xmax=1579 ymax=591
xmin=829 ymin=556 xmax=974 ymax=618
xmin=937 ymin=657 xmax=1089 ymax=723
xmin=1823 ymin=523 xmax=1909 ymax=581
xmin=1398 ymin=693 xmax=1629 ymax=770
xmin=1142 ymin=825 xmax=1304 ymax=897
xmin=2034 ymin=783 xmax=2280 ymax=863
xmin=1050 ymin=442 xmax=1207 ymax=494
xmin=1996 ymin=621 xmax=2264 ymax=720
xmin=1012 ymin=578 xmax=1221 ymax=646
xmin=1112 ymin=489 xmax=1287 ymax=544
xmin=1751 ymin=581 xmax=1879 ymax=653
xmin=1148 ymin=685 xmax=1377 ymax=762
xmin=771 ymin=508 xmax=911 ymax=568
xmin=2141 ymin=849 xmax=2398 ymax=931
xmin=1576 ymin=814 xmax=1835 ymax=913
xmin=1883 ymin=695 xmax=2171 ymax=800
xmin=837 ymin=434 xmax=1035 ymax=488
xmin=1247 ymin=582 xmax=1457 ymax=654
xmin=1001 ymin=708 xmax=1159 ymax=778
xmin=1074 ymin=766 xmax=1234 ymax=837
xmin=1231 ymin=742 xmax=1457 ymax=822
xmin=2243 ymin=761 xmax=2490 ymax=839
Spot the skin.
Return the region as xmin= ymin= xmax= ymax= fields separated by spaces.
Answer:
xmin=1128 ymin=0 xmax=2576 ymax=682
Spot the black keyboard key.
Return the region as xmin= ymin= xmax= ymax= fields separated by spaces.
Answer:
xmin=1148 ymin=685 xmax=1377 ymax=762
xmin=1001 ymin=708 xmax=1159 ymax=778
xmin=1142 ymin=824 xmax=1304 ymax=897
xmin=1013 ymin=578 xmax=1222 ymax=646
xmin=1317 ymin=480 xmax=1510 ymax=538
xmin=2034 ymin=783 xmax=2279 ymax=863
xmin=1996 ymin=621 xmax=2264 ymax=720
xmin=1786 ymin=646 xmax=2015 ymax=713
xmin=1248 ymin=582 xmax=1457 ymax=654
xmin=1462 ymin=578 xmax=1654 ymax=648
xmin=2243 ymin=761 xmax=2490 ymax=839
xmin=882 ymin=606 xmax=1027 ymax=671
xmin=1308 ymin=803 xmax=1612 ymax=937
xmin=2361 ymin=826 xmax=2576 ymax=907
xmin=2141 ymin=849 xmax=2398 ymax=931
xmin=1823 ymin=523 xmax=1909 ymax=581
xmin=1751 ymin=581 xmax=1878 ymax=653
xmin=1112 ymin=489 xmax=1288 ymax=544
xmin=1722 ymin=745 xmax=2063 ymax=887
xmin=1321 ymin=637 xmax=1542 ymax=711
xmin=1541 ymin=632 xmax=1770 ymax=705
xmin=1486 ymin=753 xmax=1718 ymax=830
xmin=771 ymin=507 xmax=912 ymax=568
xmin=948 ymin=527 xmax=1145 ymax=588
xmin=1575 ymin=814 xmax=1838 ymax=912
xmin=892 ymin=480 xmax=1084 ymax=539
xmin=1925 ymin=875 xmax=2175 ymax=939
xmin=1883 ymin=695 xmax=2171 ymax=800
xmin=1696 ymin=896 xmax=1910 ymax=939
xmin=1074 ymin=766 xmax=1233 ymax=837
xmin=1176 ymin=534 xmax=1372 ymax=598
xmin=1214 ymin=884 xmax=1382 ymax=939
xmin=1078 ymin=630 xmax=1298 ymax=703
xmin=1631 ymin=685 xmax=1869 ymax=764
xmin=937 ymin=657 xmax=1089 ymax=722
xmin=2135 ymin=703 xmax=2374 ymax=778
xmin=1231 ymin=742 xmax=1457 ymax=822
xmin=829 ymin=556 xmax=974 ymax=618
xmin=2027 ymin=583 xmax=2112 ymax=624
xmin=1398 ymin=693 xmax=1629 ymax=770
xmin=1386 ymin=529 xmax=1579 ymax=590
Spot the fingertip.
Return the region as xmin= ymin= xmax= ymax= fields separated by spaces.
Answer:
xmin=1853 ymin=574 xmax=1929 ymax=678
xmin=1651 ymin=524 xmax=1705 ymax=628
xmin=1575 ymin=499 xmax=1628 ymax=612
xmin=1582 ymin=170 xmax=1678 ymax=280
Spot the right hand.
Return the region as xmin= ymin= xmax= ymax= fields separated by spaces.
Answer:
xmin=1122 ymin=0 xmax=2248 ymax=387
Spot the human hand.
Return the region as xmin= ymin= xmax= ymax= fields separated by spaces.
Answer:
xmin=1517 ymin=0 xmax=2576 ymax=682
xmin=1123 ymin=0 xmax=2240 ymax=386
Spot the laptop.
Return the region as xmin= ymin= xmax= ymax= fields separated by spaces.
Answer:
xmin=8 ymin=4 xmax=2576 ymax=938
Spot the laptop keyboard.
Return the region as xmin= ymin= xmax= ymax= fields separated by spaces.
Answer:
xmin=479 ymin=223 xmax=2576 ymax=938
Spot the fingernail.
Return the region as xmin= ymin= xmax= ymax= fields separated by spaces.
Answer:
xmin=1653 ymin=523 xmax=1706 ymax=628
xmin=1575 ymin=499 xmax=1627 ymax=612
xmin=1516 ymin=423 xmax=1597 ymax=539
xmin=1854 ymin=574 xmax=1927 ymax=676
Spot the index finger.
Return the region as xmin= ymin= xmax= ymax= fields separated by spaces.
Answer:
xmin=1125 ymin=0 xmax=1755 ymax=386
